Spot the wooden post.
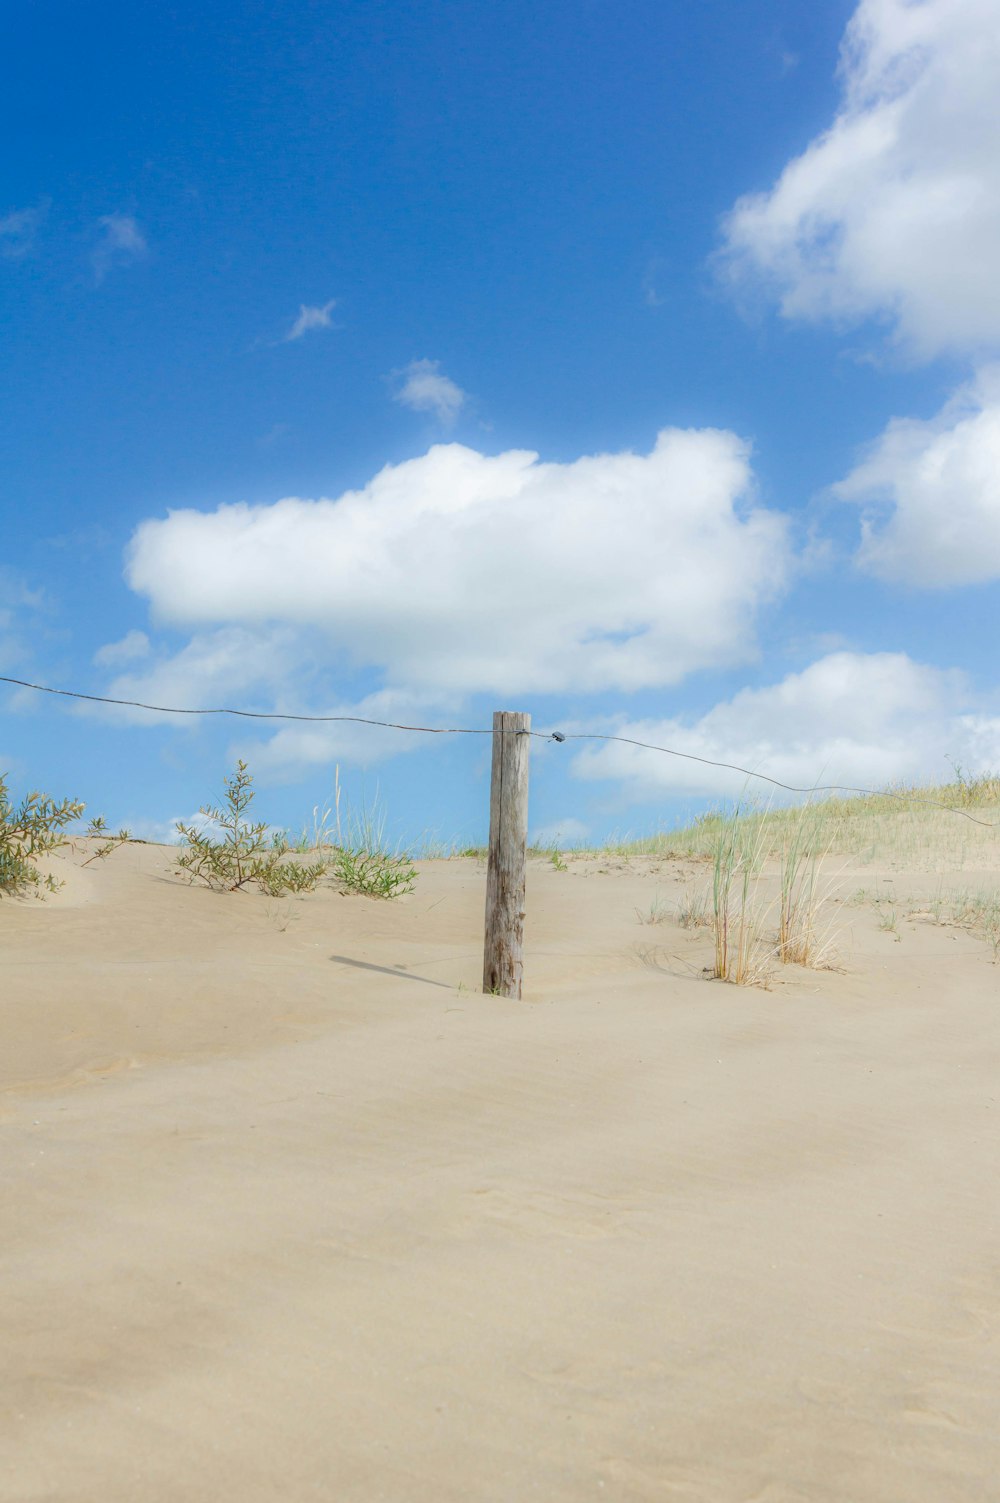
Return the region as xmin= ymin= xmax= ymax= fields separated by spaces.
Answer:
xmin=483 ymin=710 xmax=531 ymax=998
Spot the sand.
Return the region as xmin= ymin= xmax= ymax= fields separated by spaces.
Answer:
xmin=3 ymin=840 xmax=999 ymax=1501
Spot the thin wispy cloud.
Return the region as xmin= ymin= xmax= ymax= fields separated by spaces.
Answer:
xmin=391 ymin=359 xmax=467 ymax=425
xmin=285 ymin=299 xmax=337 ymax=341
xmin=0 ymin=568 xmax=50 ymax=678
xmin=1 ymin=204 xmax=45 ymax=259
xmin=642 ymin=257 xmax=667 ymax=308
xmin=93 ymin=630 xmax=151 ymax=668
xmin=92 ymin=214 xmax=147 ymax=281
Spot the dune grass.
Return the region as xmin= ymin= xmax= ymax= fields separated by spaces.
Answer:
xmin=604 ymin=770 xmax=1000 ymax=872
xmin=605 ymin=772 xmax=1000 ymax=986
xmin=709 ymin=803 xmax=773 ymax=985
xmin=443 ymin=771 xmax=1000 ymax=985
xmin=287 ymin=766 xmax=417 ymax=899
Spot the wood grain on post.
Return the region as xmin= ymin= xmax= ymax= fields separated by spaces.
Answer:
xmin=483 ymin=710 xmax=531 ymax=999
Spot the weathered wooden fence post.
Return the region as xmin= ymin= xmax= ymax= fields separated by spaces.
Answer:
xmin=483 ymin=710 xmax=531 ymax=998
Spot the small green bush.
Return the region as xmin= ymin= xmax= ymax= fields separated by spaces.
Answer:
xmin=175 ymin=760 xmax=326 ymax=895
xmin=325 ymin=793 xmax=418 ymax=899
xmin=0 ymin=773 xmax=84 ymax=897
xmin=330 ymin=844 xmax=417 ymax=899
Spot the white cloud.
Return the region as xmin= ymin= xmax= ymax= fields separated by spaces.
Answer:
xmin=1 ymin=204 xmax=44 ymax=259
xmin=392 ymin=359 xmax=467 ymax=424
xmin=285 ymin=300 xmax=336 ymax=341
xmin=93 ymin=629 xmax=151 ymax=667
xmin=93 ymin=214 xmax=147 ymax=280
xmin=570 ymin=652 xmax=1000 ymax=799
xmin=835 ymin=366 xmax=1000 ymax=585
xmin=127 ymin=811 xmax=220 ymax=846
xmin=90 ymin=626 xmax=303 ymax=726
xmin=88 ymin=624 xmax=443 ymax=774
xmin=719 ymin=0 xmax=1000 ymax=359
xmin=128 ymin=809 xmax=295 ymax=847
xmin=124 ymin=431 xmax=789 ymax=699
xmin=234 ymin=686 xmax=442 ymax=778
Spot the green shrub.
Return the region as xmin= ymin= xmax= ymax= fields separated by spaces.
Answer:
xmin=175 ymin=760 xmax=326 ymax=895
xmin=327 ymin=793 xmax=418 ymax=899
xmin=330 ymin=844 xmax=417 ymax=899
xmin=0 ymin=773 xmax=84 ymax=897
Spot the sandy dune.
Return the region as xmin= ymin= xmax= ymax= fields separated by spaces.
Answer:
xmin=3 ymin=840 xmax=1000 ymax=1500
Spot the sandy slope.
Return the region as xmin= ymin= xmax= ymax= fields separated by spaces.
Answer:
xmin=3 ymin=841 xmax=1000 ymax=1501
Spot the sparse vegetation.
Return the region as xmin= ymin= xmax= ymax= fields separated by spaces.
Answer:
xmin=676 ymin=886 xmax=711 ymax=929
xmin=435 ymin=771 xmax=1000 ymax=984
xmin=328 ymin=792 xmax=417 ymax=899
xmin=607 ymin=770 xmax=1000 ymax=872
xmin=951 ymin=891 xmax=1000 ymax=959
xmin=293 ymin=765 xmax=343 ymax=852
xmin=709 ymin=805 xmax=773 ymax=987
xmin=0 ymin=774 xmax=130 ymax=898
xmin=0 ymin=773 xmax=83 ymax=897
xmin=635 ymin=892 xmax=671 ymax=925
xmin=330 ymin=844 xmax=416 ymax=899
xmin=877 ymin=903 xmax=900 ymax=938
xmin=175 ymin=761 xmax=327 ymax=895
xmin=910 ymin=886 xmax=1000 ymax=960
xmin=79 ymin=815 xmax=132 ymax=868
xmin=175 ymin=763 xmax=418 ymax=901
xmin=776 ymin=804 xmax=837 ymax=968
xmin=601 ymin=770 xmax=1000 ymax=983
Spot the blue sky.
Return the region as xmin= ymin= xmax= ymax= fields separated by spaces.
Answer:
xmin=4 ymin=0 xmax=1000 ymax=848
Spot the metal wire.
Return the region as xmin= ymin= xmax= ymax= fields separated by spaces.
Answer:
xmin=2 ymin=672 xmax=997 ymax=826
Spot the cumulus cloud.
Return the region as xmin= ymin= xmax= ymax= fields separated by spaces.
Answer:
xmin=834 ymin=366 xmax=1000 ymax=585
xmin=392 ymin=359 xmax=467 ymax=424
xmin=285 ymin=300 xmax=336 ymax=341
xmin=124 ymin=431 xmax=789 ymax=699
xmin=571 ymin=651 xmax=1000 ymax=799
xmin=719 ymin=0 xmax=1000 ymax=358
xmin=1 ymin=204 xmax=45 ymax=259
